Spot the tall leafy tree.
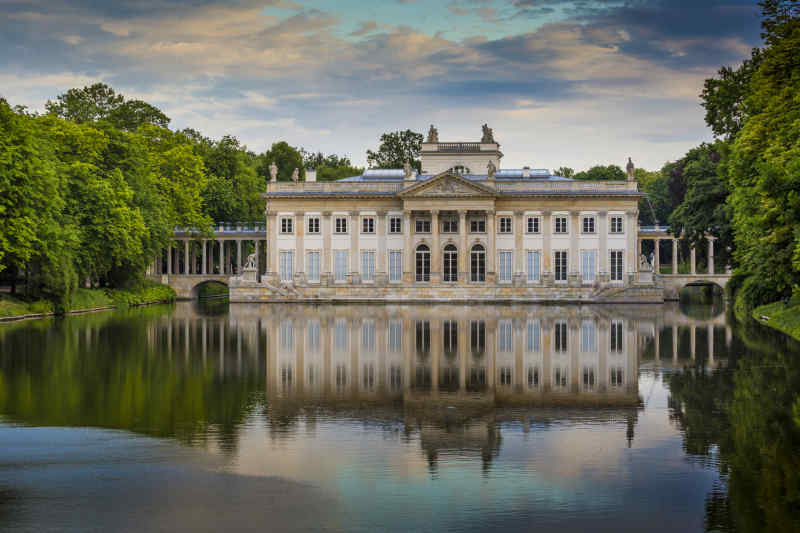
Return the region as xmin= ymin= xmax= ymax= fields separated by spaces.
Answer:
xmin=366 ymin=129 xmax=422 ymax=171
xmin=259 ymin=141 xmax=304 ymax=183
xmin=553 ymin=166 xmax=574 ymax=178
xmin=573 ymin=164 xmax=626 ymax=181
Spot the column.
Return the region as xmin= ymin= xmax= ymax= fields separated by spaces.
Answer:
xmin=708 ymin=325 xmax=714 ymax=365
xmin=184 ymin=240 xmax=189 ymax=275
xmin=377 ymin=210 xmax=387 ymax=283
xmin=514 ymin=211 xmax=524 ymax=283
xmin=296 ymin=212 xmax=305 ymax=282
xmin=431 ymin=209 xmax=440 ymax=283
xmin=542 ymin=211 xmax=552 ymax=284
xmin=322 ymin=212 xmax=332 ymax=283
xmin=708 ymin=237 xmax=715 ymax=275
xmin=654 ymin=327 xmax=660 ymax=361
xmin=403 ymin=210 xmax=413 ymax=283
xmin=236 ymin=239 xmax=242 ymax=275
xmin=167 ymin=244 xmax=173 ymax=275
xmin=626 ymin=210 xmax=637 ymax=283
xmin=458 ymin=210 xmax=468 ymax=283
xmin=690 ymin=325 xmax=696 ymax=360
xmin=267 ymin=211 xmax=278 ymax=278
xmin=224 ymin=242 xmax=229 ymax=275
xmin=569 ymin=211 xmax=580 ymax=283
xmin=350 ymin=211 xmax=359 ymax=281
xmin=202 ymin=240 xmax=207 ymax=275
xmin=690 ymin=246 xmax=697 ymax=275
xmin=255 ymin=240 xmax=260 ymax=276
xmin=487 ymin=210 xmax=496 ymax=282
xmin=654 ymin=240 xmax=660 ymax=273
xmin=599 ymin=212 xmax=608 ymax=281
xmin=672 ymin=325 xmax=678 ymax=363
xmin=672 ymin=239 xmax=678 ymax=274
xmin=218 ymin=240 xmax=224 ymax=275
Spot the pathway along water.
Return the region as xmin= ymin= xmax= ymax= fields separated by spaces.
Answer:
xmin=0 ymin=301 xmax=797 ymax=532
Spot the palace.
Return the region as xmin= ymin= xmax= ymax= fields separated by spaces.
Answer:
xmin=243 ymin=125 xmax=661 ymax=302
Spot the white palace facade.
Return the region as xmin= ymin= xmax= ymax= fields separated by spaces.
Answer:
xmin=228 ymin=125 xmax=664 ymax=303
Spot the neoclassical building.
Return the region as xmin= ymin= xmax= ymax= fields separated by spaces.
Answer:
xmin=238 ymin=126 xmax=659 ymax=302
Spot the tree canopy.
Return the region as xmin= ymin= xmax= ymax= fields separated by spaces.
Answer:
xmin=366 ymin=129 xmax=422 ymax=171
xmin=573 ymin=164 xmax=626 ymax=181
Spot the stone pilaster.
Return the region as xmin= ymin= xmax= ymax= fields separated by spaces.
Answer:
xmin=487 ymin=210 xmax=496 ymax=283
xmin=514 ymin=210 xmax=524 ymax=286
xmin=598 ymin=212 xmax=609 ymax=283
xmin=568 ymin=211 xmax=580 ymax=287
xmin=431 ymin=209 xmax=440 ymax=283
xmin=267 ymin=211 xmax=278 ymax=281
xmin=626 ymin=209 xmax=637 ymax=285
xmin=167 ymin=244 xmax=173 ymax=275
xmin=458 ymin=210 xmax=468 ymax=284
xmin=542 ymin=211 xmax=552 ymax=286
xmin=295 ymin=211 xmax=305 ymax=284
xmin=376 ymin=210 xmax=387 ymax=284
xmin=349 ymin=211 xmax=359 ymax=284
xmin=403 ymin=210 xmax=413 ymax=283
xmin=322 ymin=211 xmax=332 ymax=285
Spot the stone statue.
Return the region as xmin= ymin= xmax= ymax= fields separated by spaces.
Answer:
xmin=626 ymin=157 xmax=635 ymax=180
xmin=640 ymin=253 xmax=652 ymax=271
xmin=487 ymin=160 xmax=497 ymax=179
xmin=244 ymin=252 xmax=257 ymax=270
xmin=291 ymin=168 xmax=299 ymax=182
xmin=427 ymin=124 xmax=439 ymax=143
xmin=269 ymin=161 xmax=278 ymax=182
xmin=481 ymin=123 xmax=495 ymax=143
xmin=403 ymin=160 xmax=412 ymax=178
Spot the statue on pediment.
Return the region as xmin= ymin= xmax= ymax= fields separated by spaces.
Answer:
xmin=487 ymin=160 xmax=497 ymax=179
xmin=427 ymin=124 xmax=439 ymax=143
xmin=626 ymin=157 xmax=635 ymax=180
xmin=481 ymin=124 xmax=495 ymax=143
xmin=403 ymin=160 xmax=413 ymax=178
xmin=269 ymin=161 xmax=278 ymax=182
xmin=291 ymin=168 xmax=299 ymax=182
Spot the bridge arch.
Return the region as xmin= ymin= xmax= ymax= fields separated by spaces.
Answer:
xmin=192 ymin=279 xmax=229 ymax=299
xmin=662 ymin=275 xmax=729 ymax=301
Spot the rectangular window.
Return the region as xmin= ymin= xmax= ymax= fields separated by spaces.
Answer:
xmin=361 ymin=250 xmax=375 ymax=282
xmin=441 ymin=217 xmax=458 ymax=233
xmin=389 ymin=250 xmax=403 ymax=282
xmin=611 ymin=320 xmax=624 ymax=352
xmin=499 ymin=367 xmax=513 ymax=386
xmin=498 ymin=251 xmax=513 ymax=282
xmin=334 ymin=250 xmax=348 ymax=282
xmin=526 ymin=216 xmax=540 ymax=234
xmin=582 ymin=367 xmax=596 ymax=389
xmin=526 ymin=250 xmax=541 ymax=282
xmin=279 ymin=251 xmax=294 ymax=281
xmin=554 ymin=216 xmax=568 ymax=234
xmin=498 ymin=216 xmax=512 ymax=233
xmin=443 ymin=320 xmax=458 ymax=353
xmin=307 ymin=217 xmax=320 ymax=234
xmin=280 ymin=217 xmax=293 ymax=234
xmin=610 ymin=216 xmax=624 ymax=234
xmin=610 ymin=367 xmax=624 ymax=387
xmin=362 ymin=217 xmax=375 ymax=234
xmin=554 ymin=321 xmax=568 ymax=352
xmin=415 ymin=320 xmax=430 ymax=353
xmin=307 ymin=251 xmax=320 ymax=282
xmin=415 ymin=218 xmax=431 ymax=233
xmin=581 ymin=250 xmax=597 ymax=282
xmin=610 ymin=250 xmax=624 ymax=281
xmin=334 ymin=319 xmax=348 ymax=351
xmin=389 ymin=216 xmax=402 ymax=234
xmin=526 ymin=321 xmax=540 ymax=352
xmin=307 ymin=321 xmax=320 ymax=353
xmin=527 ymin=366 xmax=540 ymax=388
xmin=581 ymin=320 xmax=597 ymax=352
xmin=470 ymin=218 xmax=486 ymax=233
xmin=335 ymin=217 xmax=348 ymax=234
xmin=554 ymin=251 xmax=568 ymax=281
xmin=498 ymin=320 xmax=513 ymax=352
xmin=362 ymin=320 xmax=375 ymax=352
xmin=470 ymin=320 xmax=485 ymax=353
xmin=582 ymin=216 xmax=595 ymax=234
xmin=388 ymin=320 xmax=402 ymax=352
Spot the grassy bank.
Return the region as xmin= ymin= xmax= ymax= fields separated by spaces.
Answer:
xmin=0 ymin=282 xmax=176 ymax=320
xmin=753 ymin=300 xmax=800 ymax=342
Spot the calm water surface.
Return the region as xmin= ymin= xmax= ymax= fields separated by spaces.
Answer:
xmin=0 ymin=301 xmax=798 ymax=532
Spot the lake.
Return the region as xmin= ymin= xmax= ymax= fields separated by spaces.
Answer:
xmin=0 ymin=301 xmax=798 ymax=532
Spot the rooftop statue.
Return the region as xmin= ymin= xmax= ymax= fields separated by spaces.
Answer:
xmin=427 ymin=124 xmax=439 ymax=143
xmin=626 ymin=157 xmax=635 ymax=180
xmin=269 ymin=161 xmax=278 ymax=182
xmin=487 ymin=160 xmax=497 ymax=179
xmin=291 ymin=168 xmax=299 ymax=182
xmin=403 ymin=160 xmax=413 ymax=178
xmin=481 ymin=124 xmax=495 ymax=143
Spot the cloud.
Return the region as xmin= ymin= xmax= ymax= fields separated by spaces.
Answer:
xmin=350 ymin=20 xmax=378 ymax=37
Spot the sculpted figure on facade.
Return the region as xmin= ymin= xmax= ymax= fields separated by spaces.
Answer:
xmin=291 ymin=168 xmax=299 ymax=182
xmin=640 ymin=253 xmax=652 ymax=271
xmin=245 ymin=252 xmax=257 ymax=270
xmin=403 ymin=160 xmax=413 ymax=178
xmin=427 ymin=125 xmax=439 ymax=143
xmin=481 ymin=124 xmax=495 ymax=143
xmin=269 ymin=161 xmax=278 ymax=182
xmin=626 ymin=157 xmax=635 ymax=180
xmin=487 ymin=160 xmax=497 ymax=179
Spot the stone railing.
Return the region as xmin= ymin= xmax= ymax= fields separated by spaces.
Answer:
xmin=174 ymin=223 xmax=266 ymax=235
xmin=433 ymin=142 xmax=482 ymax=152
xmin=495 ymin=181 xmax=638 ymax=193
xmin=267 ymin=182 xmax=405 ymax=194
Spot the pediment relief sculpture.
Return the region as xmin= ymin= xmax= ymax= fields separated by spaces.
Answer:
xmin=416 ymin=177 xmax=488 ymax=196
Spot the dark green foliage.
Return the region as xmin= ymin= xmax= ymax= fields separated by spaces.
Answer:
xmin=553 ymin=166 xmax=574 ymax=178
xmin=259 ymin=141 xmax=304 ymax=183
xmin=366 ymin=129 xmax=423 ymax=171
xmin=573 ymin=165 xmax=626 ymax=181
xmin=301 ymin=150 xmax=363 ymax=181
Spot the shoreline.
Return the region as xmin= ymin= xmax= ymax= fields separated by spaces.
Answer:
xmin=754 ymin=301 xmax=800 ymax=342
xmin=0 ymin=299 xmax=173 ymax=324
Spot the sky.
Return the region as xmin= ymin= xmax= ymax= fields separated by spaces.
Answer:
xmin=0 ymin=0 xmax=763 ymax=171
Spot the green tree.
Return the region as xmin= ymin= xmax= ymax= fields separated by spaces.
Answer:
xmin=200 ymin=135 xmax=262 ymax=223
xmin=700 ymin=48 xmax=763 ymax=140
xmin=301 ymin=149 xmax=363 ymax=181
xmin=366 ymin=129 xmax=422 ymax=171
xmin=553 ymin=166 xmax=574 ymax=178
xmin=259 ymin=141 xmax=304 ymax=183
xmin=573 ymin=164 xmax=626 ymax=180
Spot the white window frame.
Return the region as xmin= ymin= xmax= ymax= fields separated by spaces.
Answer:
xmin=307 ymin=251 xmax=320 ymax=282
xmin=334 ymin=250 xmax=348 ymax=282
xmin=470 ymin=218 xmax=486 ymax=233
xmin=554 ymin=250 xmax=568 ymax=282
xmin=610 ymin=250 xmax=624 ymax=282
xmin=581 ymin=249 xmax=597 ymax=282
xmin=389 ymin=250 xmax=403 ymax=282
xmin=335 ymin=217 xmax=348 ymax=234
xmin=280 ymin=217 xmax=294 ymax=234
xmin=554 ymin=216 xmax=568 ymax=234
xmin=361 ymin=250 xmax=375 ymax=282
xmin=526 ymin=216 xmax=540 ymax=234
xmin=415 ymin=218 xmax=431 ymax=234
xmin=526 ymin=250 xmax=541 ymax=282
xmin=361 ymin=217 xmax=375 ymax=234
xmin=307 ymin=217 xmax=320 ymax=234
xmin=498 ymin=251 xmax=513 ymax=283
xmin=389 ymin=216 xmax=402 ymax=234
xmin=610 ymin=216 xmax=624 ymax=234
xmin=582 ymin=216 xmax=595 ymax=234
xmin=498 ymin=216 xmax=513 ymax=234
xmin=279 ymin=251 xmax=294 ymax=281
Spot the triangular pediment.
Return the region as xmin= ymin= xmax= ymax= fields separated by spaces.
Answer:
xmin=399 ymin=172 xmax=499 ymax=198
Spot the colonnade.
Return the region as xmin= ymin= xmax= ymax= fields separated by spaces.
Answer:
xmin=637 ymin=233 xmax=717 ymax=274
xmin=649 ymin=323 xmax=733 ymax=366
xmin=151 ymin=238 xmax=267 ymax=277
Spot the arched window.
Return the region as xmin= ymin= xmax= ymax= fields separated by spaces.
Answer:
xmin=416 ymin=244 xmax=430 ymax=282
xmin=470 ymin=244 xmax=485 ymax=282
xmin=443 ymin=244 xmax=458 ymax=282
